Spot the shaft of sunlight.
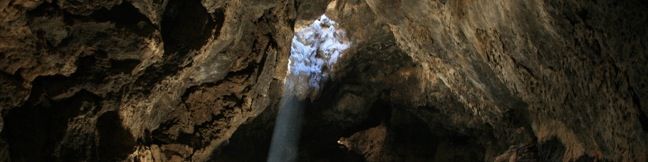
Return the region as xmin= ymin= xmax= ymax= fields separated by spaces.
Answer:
xmin=267 ymin=14 xmax=350 ymax=162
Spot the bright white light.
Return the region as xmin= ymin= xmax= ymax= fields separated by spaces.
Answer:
xmin=289 ymin=14 xmax=350 ymax=89
xmin=269 ymin=15 xmax=349 ymax=162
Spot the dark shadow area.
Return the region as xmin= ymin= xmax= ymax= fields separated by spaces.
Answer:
xmin=2 ymin=90 xmax=100 ymax=161
xmin=27 ymin=1 xmax=155 ymax=37
xmin=208 ymin=105 xmax=276 ymax=162
xmin=639 ymin=109 xmax=648 ymax=132
xmin=16 ymin=53 xmax=141 ymax=100
xmin=297 ymin=97 xmax=390 ymax=162
xmin=89 ymin=2 xmax=156 ymax=37
xmin=537 ymin=138 xmax=566 ymax=161
xmin=161 ymin=0 xmax=218 ymax=54
xmin=383 ymin=108 xmax=440 ymax=161
xmin=96 ymin=111 xmax=136 ymax=161
xmin=382 ymin=108 xmax=484 ymax=162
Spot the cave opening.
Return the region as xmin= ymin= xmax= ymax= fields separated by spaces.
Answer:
xmin=267 ymin=14 xmax=351 ymax=162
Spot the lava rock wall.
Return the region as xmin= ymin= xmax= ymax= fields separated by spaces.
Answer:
xmin=0 ymin=0 xmax=300 ymax=161
xmin=1 ymin=0 xmax=647 ymax=161
xmin=318 ymin=0 xmax=648 ymax=161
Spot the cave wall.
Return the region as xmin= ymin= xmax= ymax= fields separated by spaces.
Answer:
xmin=1 ymin=0 xmax=647 ymax=161
xmin=320 ymin=0 xmax=648 ymax=161
xmin=0 ymin=0 xmax=300 ymax=161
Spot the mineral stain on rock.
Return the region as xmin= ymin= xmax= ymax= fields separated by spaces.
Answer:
xmin=1 ymin=0 xmax=647 ymax=161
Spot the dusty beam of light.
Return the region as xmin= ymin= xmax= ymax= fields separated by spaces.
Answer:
xmin=267 ymin=14 xmax=350 ymax=162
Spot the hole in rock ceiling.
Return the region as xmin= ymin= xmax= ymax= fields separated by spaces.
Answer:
xmin=268 ymin=14 xmax=351 ymax=162
xmin=287 ymin=14 xmax=351 ymax=98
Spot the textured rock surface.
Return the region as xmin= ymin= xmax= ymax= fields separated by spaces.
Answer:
xmin=317 ymin=0 xmax=648 ymax=161
xmin=1 ymin=0 xmax=647 ymax=161
xmin=0 ymin=0 xmax=295 ymax=161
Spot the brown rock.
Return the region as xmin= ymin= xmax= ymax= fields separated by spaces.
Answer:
xmin=0 ymin=0 xmax=646 ymax=161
